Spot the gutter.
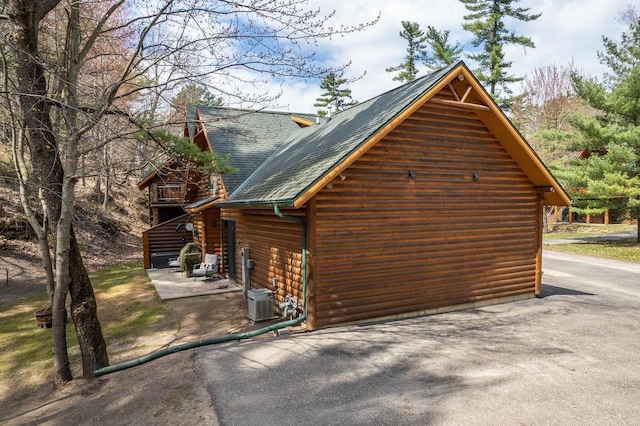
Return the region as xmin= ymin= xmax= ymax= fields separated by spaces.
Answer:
xmin=215 ymin=198 xmax=294 ymax=208
xmin=93 ymin=206 xmax=308 ymax=378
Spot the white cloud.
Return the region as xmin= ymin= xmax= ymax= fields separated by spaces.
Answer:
xmin=506 ymin=0 xmax=630 ymax=80
xmin=244 ymin=0 xmax=633 ymax=113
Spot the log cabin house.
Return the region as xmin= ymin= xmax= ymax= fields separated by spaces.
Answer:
xmin=140 ymin=61 xmax=570 ymax=330
xmin=137 ymin=157 xmax=207 ymax=267
xmin=138 ymin=107 xmax=314 ymax=268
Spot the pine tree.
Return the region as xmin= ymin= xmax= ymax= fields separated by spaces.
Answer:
xmin=423 ymin=26 xmax=463 ymax=70
xmin=557 ymin=6 xmax=640 ymax=241
xmin=171 ymin=83 xmax=222 ymax=111
xmin=313 ymin=73 xmax=358 ymax=117
xmin=460 ymin=0 xmax=541 ymax=101
xmin=386 ymin=21 xmax=428 ymax=83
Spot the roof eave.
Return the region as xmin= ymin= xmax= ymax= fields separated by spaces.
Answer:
xmin=184 ymin=195 xmax=221 ymax=213
xmin=216 ymin=199 xmax=294 ymax=209
xmin=137 ymin=157 xmax=177 ymax=190
xmin=291 ymin=115 xmax=315 ymax=127
xmin=460 ymin=64 xmax=570 ymax=206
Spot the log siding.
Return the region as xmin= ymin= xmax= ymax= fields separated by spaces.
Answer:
xmin=177 ymin=65 xmax=567 ymax=329
xmin=222 ymin=208 xmax=305 ymax=304
xmin=311 ymin=101 xmax=539 ymax=327
xmin=142 ymin=214 xmax=194 ymax=269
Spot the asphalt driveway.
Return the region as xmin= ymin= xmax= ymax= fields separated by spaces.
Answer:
xmin=198 ymin=251 xmax=640 ymax=425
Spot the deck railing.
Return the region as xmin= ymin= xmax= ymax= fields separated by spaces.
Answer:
xmin=151 ymin=184 xmax=185 ymax=203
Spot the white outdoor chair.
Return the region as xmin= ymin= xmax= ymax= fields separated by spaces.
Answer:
xmin=167 ymin=257 xmax=181 ymax=272
xmin=192 ymin=254 xmax=219 ymax=281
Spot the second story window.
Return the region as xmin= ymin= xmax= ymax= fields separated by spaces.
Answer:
xmin=158 ymin=184 xmax=182 ymax=201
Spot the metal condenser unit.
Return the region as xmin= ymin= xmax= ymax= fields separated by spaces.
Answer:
xmin=247 ymin=288 xmax=274 ymax=322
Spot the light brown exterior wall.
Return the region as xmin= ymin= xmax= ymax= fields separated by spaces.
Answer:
xmin=310 ymin=101 xmax=540 ymax=328
xmin=190 ymin=209 xmax=222 ymax=263
xmin=222 ymin=209 xmax=305 ymax=302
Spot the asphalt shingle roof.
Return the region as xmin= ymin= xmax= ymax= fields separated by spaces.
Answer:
xmin=186 ymin=106 xmax=315 ymax=195
xmin=220 ymin=62 xmax=459 ymax=206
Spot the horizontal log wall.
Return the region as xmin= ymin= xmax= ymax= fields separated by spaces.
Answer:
xmin=311 ymin=100 xmax=539 ymax=328
xmin=191 ymin=209 xmax=222 ymax=266
xmin=142 ymin=214 xmax=194 ymax=268
xmin=191 ymin=212 xmax=205 ymax=254
xmin=194 ymin=174 xmax=220 ymax=200
xmin=222 ymin=209 xmax=304 ymax=304
xmin=205 ymin=209 xmax=222 ymax=258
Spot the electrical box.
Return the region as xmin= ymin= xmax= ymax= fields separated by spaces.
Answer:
xmin=247 ymin=288 xmax=274 ymax=322
xmin=241 ymin=248 xmax=251 ymax=296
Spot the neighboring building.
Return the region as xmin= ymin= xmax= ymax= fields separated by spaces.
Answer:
xmin=138 ymin=157 xmax=204 ymax=227
xmin=548 ymin=148 xmax=634 ymax=225
xmin=140 ymin=61 xmax=570 ymax=330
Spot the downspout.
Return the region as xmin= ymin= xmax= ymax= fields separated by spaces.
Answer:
xmin=273 ymin=205 xmax=308 ymax=316
xmin=93 ymin=206 xmax=307 ymax=378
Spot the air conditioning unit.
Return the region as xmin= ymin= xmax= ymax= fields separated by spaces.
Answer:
xmin=247 ymin=288 xmax=275 ymax=322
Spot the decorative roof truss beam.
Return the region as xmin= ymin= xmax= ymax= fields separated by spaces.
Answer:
xmin=437 ymin=76 xmax=490 ymax=111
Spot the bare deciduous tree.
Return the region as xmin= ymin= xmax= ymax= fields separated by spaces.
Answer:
xmin=513 ymin=63 xmax=579 ymax=134
xmin=1 ymin=0 xmax=377 ymax=386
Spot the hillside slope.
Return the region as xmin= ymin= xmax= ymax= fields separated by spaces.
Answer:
xmin=0 ymin=177 xmax=148 ymax=304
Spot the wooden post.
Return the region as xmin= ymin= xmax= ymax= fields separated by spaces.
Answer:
xmin=142 ymin=231 xmax=150 ymax=269
xmin=305 ymin=199 xmax=317 ymax=331
xmin=604 ymin=210 xmax=610 ymax=225
xmin=535 ymin=196 xmax=543 ymax=296
xmin=150 ymin=183 xmax=158 ymax=202
xmin=586 ymin=214 xmax=591 ymax=224
xmin=201 ymin=211 xmax=209 ymax=256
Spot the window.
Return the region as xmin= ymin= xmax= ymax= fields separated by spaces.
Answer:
xmin=158 ymin=185 xmax=182 ymax=201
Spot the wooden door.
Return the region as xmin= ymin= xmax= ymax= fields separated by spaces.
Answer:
xmin=223 ymin=219 xmax=237 ymax=280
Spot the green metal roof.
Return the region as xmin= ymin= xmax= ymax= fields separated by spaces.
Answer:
xmin=186 ymin=106 xmax=315 ymax=195
xmin=218 ymin=62 xmax=459 ymax=207
xmin=184 ymin=195 xmax=220 ymax=210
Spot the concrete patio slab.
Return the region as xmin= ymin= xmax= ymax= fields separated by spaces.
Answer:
xmin=145 ymin=268 xmax=241 ymax=300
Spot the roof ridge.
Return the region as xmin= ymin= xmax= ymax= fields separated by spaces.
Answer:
xmin=190 ymin=105 xmax=315 ymax=118
xmin=336 ymin=61 xmax=463 ymax=115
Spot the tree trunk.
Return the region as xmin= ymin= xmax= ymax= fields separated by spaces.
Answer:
xmin=637 ymin=207 xmax=640 ymax=243
xmin=6 ymin=0 xmax=72 ymax=385
xmin=93 ymin=170 xmax=102 ymax=197
xmin=15 ymin=163 xmax=56 ymax=297
xmin=69 ymin=227 xmax=110 ymax=377
xmin=5 ymin=81 xmax=56 ymax=297
xmin=7 ymin=0 xmax=109 ymax=383
xmin=51 ymin=290 xmax=72 ymax=386
xmin=62 ymin=0 xmax=109 ymax=378
xmin=103 ymin=147 xmax=110 ymax=209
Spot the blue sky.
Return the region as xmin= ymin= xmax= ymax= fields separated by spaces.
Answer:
xmin=247 ymin=0 xmax=632 ymax=114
